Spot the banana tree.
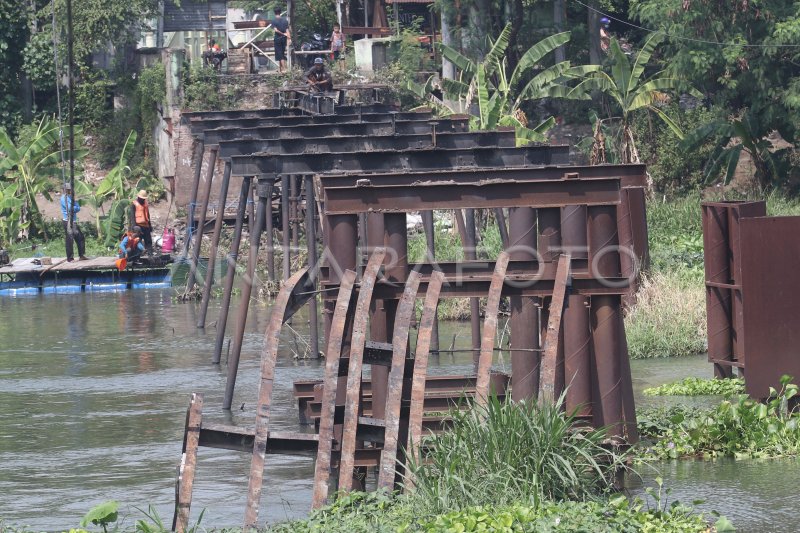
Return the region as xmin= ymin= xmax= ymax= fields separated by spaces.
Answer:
xmin=0 ymin=116 xmax=86 ymax=237
xmin=93 ymin=130 xmax=137 ymax=247
xmin=553 ymin=34 xmax=698 ymax=163
xmin=409 ymin=26 xmax=600 ymax=144
xmin=0 ymin=183 xmax=26 ymax=247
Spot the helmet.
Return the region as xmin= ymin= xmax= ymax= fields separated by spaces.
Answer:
xmin=132 ymin=225 xmax=142 ymax=234
xmin=600 ymin=16 xmax=610 ymax=26
xmin=314 ymin=57 xmax=324 ymax=65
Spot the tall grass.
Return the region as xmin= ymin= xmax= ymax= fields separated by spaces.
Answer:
xmin=407 ymin=395 xmax=629 ymax=514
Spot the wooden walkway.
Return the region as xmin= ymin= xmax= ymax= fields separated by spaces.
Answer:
xmin=0 ymin=257 xmax=119 ymax=275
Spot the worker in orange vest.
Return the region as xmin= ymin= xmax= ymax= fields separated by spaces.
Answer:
xmin=130 ymin=189 xmax=153 ymax=254
xmin=119 ymin=226 xmax=145 ymax=262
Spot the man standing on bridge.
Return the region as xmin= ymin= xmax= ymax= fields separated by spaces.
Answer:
xmin=272 ymin=10 xmax=291 ymax=73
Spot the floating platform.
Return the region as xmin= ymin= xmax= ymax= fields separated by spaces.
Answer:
xmin=0 ymin=256 xmax=173 ymax=296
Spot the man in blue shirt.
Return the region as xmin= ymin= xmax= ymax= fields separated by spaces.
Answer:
xmin=60 ymin=183 xmax=87 ymax=262
xmin=273 ymin=10 xmax=291 ymax=73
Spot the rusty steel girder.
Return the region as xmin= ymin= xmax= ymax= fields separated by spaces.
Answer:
xmin=217 ymin=129 xmax=517 ymax=159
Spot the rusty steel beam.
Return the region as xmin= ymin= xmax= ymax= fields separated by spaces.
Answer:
xmin=182 ymin=102 xmax=394 ymax=122
xmin=476 ymin=252 xmax=511 ymax=406
xmin=244 ymin=269 xmax=315 ymax=529
xmin=202 ymin=118 xmax=471 ymax=146
xmin=213 ymin=177 xmax=252 ymax=364
xmin=223 ymin=195 xmax=266 ymax=410
xmin=172 ymin=393 xmax=203 ymax=533
xmin=538 ymin=255 xmax=570 ymax=404
xmin=281 ymin=175 xmax=291 ymax=280
xmin=338 ymin=249 xmax=386 ymax=492
xmin=197 ymin=161 xmax=231 ymax=328
xmin=320 ymin=164 xmax=647 ymax=189
xmin=186 ymin=147 xmax=218 ymax=292
xmin=366 ymin=213 xmax=389 ymax=420
xmin=312 ymin=270 xmax=357 ymax=508
xmin=232 ymin=145 xmax=571 ymax=177
xmin=217 ymin=130 xmax=517 ymax=159
xmin=181 ymin=141 xmax=205 ymax=257
xmin=421 ymin=211 xmax=440 ymax=353
xmin=323 ymin=177 xmax=622 ymax=214
xmin=189 ymin=111 xmax=437 ymax=137
xmin=464 ymin=209 xmax=481 ymax=361
xmin=305 ymin=176 xmax=320 ymax=358
xmin=377 ymin=270 xmax=421 ymax=490
xmin=406 ymin=271 xmax=445 ymax=488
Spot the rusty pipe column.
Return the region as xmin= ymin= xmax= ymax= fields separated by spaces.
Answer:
xmin=281 ymin=174 xmax=291 ymax=280
xmin=588 ymin=205 xmax=623 ymax=439
xmin=366 ymin=213 xmax=388 ymax=418
xmin=264 ymin=181 xmax=275 ymax=281
xmin=181 ymin=140 xmax=205 ymax=258
xmin=186 ymin=147 xmax=217 ymax=292
xmin=493 ymin=208 xmax=510 ymax=249
xmin=291 ymin=175 xmax=300 ymax=251
xmin=197 ymin=160 xmax=232 ymax=328
xmin=421 ymin=210 xmax=439 ymax=354
xmin=323 ymin=214 xmax=358 ymax=343
xmin=378 ymin=213 xmax=409 ymax=420
xmin=561 ymin=205 xmax=591 ymax=417
xmin=464 ymin=208 xmax=481 ymax=363
xmin=213 ymin=177 xmax=252 ymax=364
xmin=537 ymin=207 xmax=563 ymax=399
xmin=247 ymin=191 xmax=255 ymax=236
xmin=305 ymin=175 xmax=320 ymax=358
xmin=223 ymin=192 xmax=267 ymax=410
xmin=508 ymin=207 xmax=540 ymax=401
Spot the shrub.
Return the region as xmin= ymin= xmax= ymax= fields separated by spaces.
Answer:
xmin=644 ymin=377 xmax=745 ymax=396
xmin=639 ymin=376 xmax=800 ymax=460
xmin=408 ymin=395 xmax=629 ymax=514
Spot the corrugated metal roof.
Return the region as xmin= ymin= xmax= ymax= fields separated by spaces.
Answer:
xmin=163 ymin=0 xmax=227 ymax=32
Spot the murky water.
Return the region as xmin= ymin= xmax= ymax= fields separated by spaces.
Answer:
xmin=0 ymin=291 xmax=795 ymax=531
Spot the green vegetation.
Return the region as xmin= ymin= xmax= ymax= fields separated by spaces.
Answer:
xmin=269 ymin=398 xmax=725 ymax=532
xmin=644 ymin=377 xmax=745 ymax=396
xmin=639 ymin=376 xmax=800 ymax=460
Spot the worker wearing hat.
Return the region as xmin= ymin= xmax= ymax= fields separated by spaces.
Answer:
xmin=305 ymin=57 xmax=333 ymax=93
xmin=60 ymin=182 xmax=88 ymax=262
xmin=130 ymin=189 xmax=153 ymax=254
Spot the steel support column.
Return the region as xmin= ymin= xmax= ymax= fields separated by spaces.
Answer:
xmin=223 ymin=194 xmax=266 ymax=410
xmin=464 ymin=208 xmax=481 ymax=361
xmin=281 ymin=174 xmax=291 ymax=280
xmin=508 ymin=207 xmax=540 ymax=401
xmin=182 ymin=141 xmax=205 ymax=257
xmin=213 ymin=177 xmax=252 ymax=364
xmin=305 ymin=176 xmax=320 ymax=358
xmin=366 ymin=212 xmax=389 ymax=419
xmin=197 ymin=160 xmax=232 ymax=328
xmin=264 ymin=182 xmax=275 ymax=281
xmin=561 ymin=205 xmax=591 ymax=417
xmin=421 ymin=210 xmax=439 ymax=354
xmin=186 ymin=147 xmax=217 ymax=291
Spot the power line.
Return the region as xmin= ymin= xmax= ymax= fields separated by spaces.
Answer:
xmin=571 ymin=0 xmax=800 ymax=49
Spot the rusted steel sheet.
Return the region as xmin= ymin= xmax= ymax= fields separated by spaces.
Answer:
xmin=312 ymin=270 xmax=357 ymax=509
xmin=539 ymin=255 xmax=571 ymax=404
xmin=189 ymin=111 xmax=435 ymax=136
xmin=202 ymin=118 xmax=470 ymax=146
xmin=182 ymin=103 xmax=395 ymax=122
xmin=322 ymin=177 xmax=622 ymax=214
xmin=406 ymin=271 xmax=445 ymax=487
xmin=244 ymin=268 xmax=315 ymax=530
xmin=739 ymin=216 xmax=800 ymax=398
xmin=172 ymin=393 xmax=203 ymax=533
xmin=338 ymin=249 xmax=387 ymax=493
xmin=320 ymin=164 xmax=647 ymax=189
xmin=476 ymin=252 xmax=511 ymax=406
xmin=377 ymin=270 xmax=422 ymax=490
xmin=217 ymin=130 xmax=517 ymax=159
xmin=232 ymin=145 xmax=571 ymax=177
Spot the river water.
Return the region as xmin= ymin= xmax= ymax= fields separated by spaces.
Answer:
xmin=0 ymin=290 xmax=795 ymax=531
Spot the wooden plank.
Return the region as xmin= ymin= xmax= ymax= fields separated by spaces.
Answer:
xmin=337 ymin=248 xmax=386 ymax=492
xmin=539 ymin=255 xmax=571 ymax=404
xmin=244 ymin=269 xmax=311 ymax=530
xmin=405 ymin=270 xmax=444 ymax=489
xmin=311 ymin=269 xmax=357 ymax=509
xmin=377 ymin=270 xmax=421 ymax=490
xmin=172 ymin=393 xmax=203 ymax=533
xmin=475 ymin=252 xmax=510 ymax=406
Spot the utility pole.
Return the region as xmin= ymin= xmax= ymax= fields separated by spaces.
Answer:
xmin=66 ymin=0 xmax=76 ymax=235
